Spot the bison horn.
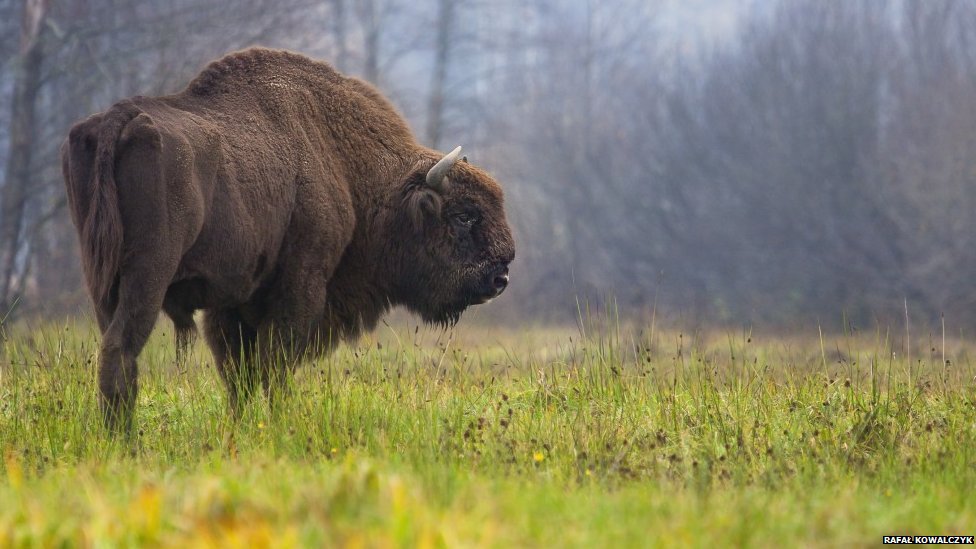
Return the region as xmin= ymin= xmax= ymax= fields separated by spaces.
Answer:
xmin=426 ymin=146 xmax=463 ymax=191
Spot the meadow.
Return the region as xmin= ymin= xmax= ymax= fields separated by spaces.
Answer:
xmin=1 ymin=311 xmax=975 ymax=547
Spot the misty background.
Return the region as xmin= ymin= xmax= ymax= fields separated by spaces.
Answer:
xmin=2 ymin=0 xmax=976 ymax=330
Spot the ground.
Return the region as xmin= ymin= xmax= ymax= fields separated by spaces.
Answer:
xmin=1 ymin=314 xmax=974 ymax=547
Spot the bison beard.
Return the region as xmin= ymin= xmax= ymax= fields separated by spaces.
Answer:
xmin=61 ymin=48 xmax=515 ymax=433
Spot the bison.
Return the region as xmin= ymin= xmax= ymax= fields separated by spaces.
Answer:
xmin=62 ymin=48 xmax=515 ymax=432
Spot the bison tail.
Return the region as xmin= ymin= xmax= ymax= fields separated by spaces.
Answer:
xmin=76 ymin=102 xmax=139 ymax=307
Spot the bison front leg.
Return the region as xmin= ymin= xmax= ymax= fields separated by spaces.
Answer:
xmin=255 ymin=266 xmax=330 ymax=409
xmin=203 ymin=307 xmax=259 ymax=418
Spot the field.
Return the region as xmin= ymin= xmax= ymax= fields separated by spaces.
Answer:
xmin=1 ymin=312 xmax=975 ymax=547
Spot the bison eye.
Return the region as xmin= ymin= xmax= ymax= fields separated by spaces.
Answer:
xmin=452 ymin=212 xmax=477 ymax=229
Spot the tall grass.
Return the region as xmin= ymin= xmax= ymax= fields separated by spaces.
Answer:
xmin=1 ymin=314 xmax=975 ymax=546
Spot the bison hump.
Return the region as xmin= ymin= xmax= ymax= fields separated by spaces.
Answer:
xmin=186 ymin=47 xmax=338 ymax=97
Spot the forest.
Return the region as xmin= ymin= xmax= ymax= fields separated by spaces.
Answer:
xmin=2 ymin=0 xmax=976 ymax=328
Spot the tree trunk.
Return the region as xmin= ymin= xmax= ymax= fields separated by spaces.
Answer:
xmin=332 ymin=0 xmax=348 ymax=71
xmin=0 ymin=0 xmax=48 ymax=313
xmin=426 ymin=0 xmax=455 ymax=148
xmin=361 ymin=0 xmax=380 ymax=84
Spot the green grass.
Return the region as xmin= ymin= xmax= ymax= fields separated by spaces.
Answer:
xmin=1 ymin=316 xmax=975 ymax=547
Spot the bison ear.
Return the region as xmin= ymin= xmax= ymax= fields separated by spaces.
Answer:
xmin=404 ymin=185 xmax=442 ymax=231
xmin=425 ymin=145 xmax=463 ymax=193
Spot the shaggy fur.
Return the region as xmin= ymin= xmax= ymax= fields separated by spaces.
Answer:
xmin=61 ymin=48 xmax=515 ymax=431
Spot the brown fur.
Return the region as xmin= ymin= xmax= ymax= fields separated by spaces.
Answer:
xmin=61 ymin=48 xmax=515 ymax=432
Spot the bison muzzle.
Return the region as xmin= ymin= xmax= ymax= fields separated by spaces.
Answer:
xmin=61 ymin=48 xmax=515 ymax=433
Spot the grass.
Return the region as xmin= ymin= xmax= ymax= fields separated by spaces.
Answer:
xmin=1 ymin=313 xmax=975 ymax=547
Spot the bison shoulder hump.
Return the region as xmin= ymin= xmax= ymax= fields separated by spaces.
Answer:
xmin=186 ymin=47 xmax=324 ymax=96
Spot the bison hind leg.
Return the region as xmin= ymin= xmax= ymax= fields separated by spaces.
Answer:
xmin=100 ymin=270 xmax=174 ymax=436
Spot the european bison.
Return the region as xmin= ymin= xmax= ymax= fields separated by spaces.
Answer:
xmin=62 ymin=48 xmax=515 ymax=432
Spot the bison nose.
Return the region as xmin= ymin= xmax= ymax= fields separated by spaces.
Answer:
xmin=491 ymin=265 xmax=510 ymax=295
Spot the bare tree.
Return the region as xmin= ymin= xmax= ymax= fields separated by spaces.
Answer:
xmin=425 ymin=0 xmax=455 ymax=148
xmin=356 ymin=0 xmax=382 ymax=84
xmin=0 ymin=0 xmax=49 ymax=311
xmin=332 ymin=0 xmax=349 ymax=71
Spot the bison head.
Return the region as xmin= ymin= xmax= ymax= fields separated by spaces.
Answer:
xmin=393 ymin=146 xmax=515 ymax=326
